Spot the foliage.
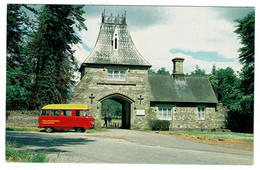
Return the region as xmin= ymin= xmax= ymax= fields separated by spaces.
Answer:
xmin=6 ymin=5 xmax=87 ymax=110
xmin=235 ymin=12 xmax=255 ymax=68
xmin=190 ymin=65 xmax=206 ymax=76
xmin=29 ymin=5 xmax=87 ymax=109
xmin=148 ymin=67 xmax=170 ymax=75
xmin=6 ymin=4 xmax=36 ymax=110
xmin=157 ymin=67 xmax=170 ymax=75
xmin=6 ymin=141 xmax=49 ymax=162
xmin=149 ymin=119 xmax=170 ymax=131
xmin=101 ymin=99 xmax=122 ymax=117
xmin=148 ymin=68 xmax=156 ymax=74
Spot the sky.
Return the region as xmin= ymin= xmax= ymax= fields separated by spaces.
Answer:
xmin=71 ymin=5 xmax=254 ymax=74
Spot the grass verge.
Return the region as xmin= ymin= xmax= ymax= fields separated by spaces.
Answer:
xmin=150 ymin=131 xmax=253 ymax=142
xmin=6 ymin=126 xmax=107 ymax=133
xmin=6 ymin=126 xmax=42 ymax=132
xmin=6 ymin=141 xmax=49 ymax=162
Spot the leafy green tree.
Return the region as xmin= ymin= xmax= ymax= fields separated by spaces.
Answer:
xmin=101 ymin=99 xmax=122 ymax=117
xmin=190 ymin=65 xmax=205 ymax=76
xmin=148 ymin=68 xmax=156 ymax=74
xmin=29 ymin=5 xmax=87 ymax=109
xmin=157 ymin=67 xmax=170 ymax=75
xmin=215 ymin=67 xmax=240 ymax=108
xmin=226 ymin=11 xmax=255 ymax=133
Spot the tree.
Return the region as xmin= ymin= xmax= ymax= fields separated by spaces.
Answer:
xmin=235 ymin=12 xmax=255 ymax=68
xmin=29 ymin=5 xmax=87 ymax=109
xmin=148 ymin=68 xmax=156 ymax=74
xmin=6 ymin=4 xmax=36 ymax=110
xmin=190 ymin=65 xmax=205 ymax=76
xmin=226 ymin=11 xmax=255 ymax=133
xmin=157 ymin=67 xmax=170 ymax=75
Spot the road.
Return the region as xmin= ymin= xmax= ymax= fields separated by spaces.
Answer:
xmin=5 ymin=129 xmax=253 ymax=164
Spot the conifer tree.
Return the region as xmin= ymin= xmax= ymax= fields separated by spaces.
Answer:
xmin=6 ymin=4 xmax=36 ymax=110
xmin=29 ymin=5 xmax=87 ymax=109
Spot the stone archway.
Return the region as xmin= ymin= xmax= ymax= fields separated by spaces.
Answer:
xmin=99 ymin=93 xmax=134 ymax=129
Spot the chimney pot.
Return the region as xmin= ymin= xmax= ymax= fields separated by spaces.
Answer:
xmin=172 ymin=58 xmax=185 ymax=80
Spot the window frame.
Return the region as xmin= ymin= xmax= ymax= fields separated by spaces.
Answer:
xmin=107 ymin=70 xmax=126 ymax=81
xmin=50 ymin=110 xmax=59 ymax=116
xmin=61 ymin=110 xmax=72 ymax=116
xmin=158 ymin=108 xmax=172 ymax=120
xmin=198 ymin=106 xmax=206 ymax=120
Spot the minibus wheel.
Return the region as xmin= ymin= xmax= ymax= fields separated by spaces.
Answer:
xmin=74 ymin=127 xmax=84 ymax=133
xmin=45 ymin=127 xmax=53 ymax=133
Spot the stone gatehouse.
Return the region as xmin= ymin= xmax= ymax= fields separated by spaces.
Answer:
xmin=70 ymin=12 xmax=227 ymax=130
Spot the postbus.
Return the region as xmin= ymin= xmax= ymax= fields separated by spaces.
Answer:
xmin=38 ymin=104 xmax=95 ymax=133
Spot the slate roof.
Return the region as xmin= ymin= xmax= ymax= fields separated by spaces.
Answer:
xmin=148 ymin=74 xmax=218 ymax=103
xmin=83 ymin=14 xmax=151 ymax=67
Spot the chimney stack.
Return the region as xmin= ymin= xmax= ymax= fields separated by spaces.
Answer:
xmin=172 ymin=58 xmax=185 ymax=80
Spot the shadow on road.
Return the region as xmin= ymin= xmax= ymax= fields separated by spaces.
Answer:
xmin=6 ymin=131 xmax=96 ymax=154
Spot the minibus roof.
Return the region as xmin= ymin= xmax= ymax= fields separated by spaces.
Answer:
xmin=42 ymin=104 xmax=90 ymax=110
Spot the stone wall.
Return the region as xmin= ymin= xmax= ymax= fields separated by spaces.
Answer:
xmin=151 ymin=103 xmax=228 ymax=131
xmin=6 ymin=110 xmax=40 ymax=127
xmin=70 ymin=64 xmax=151 ymax=129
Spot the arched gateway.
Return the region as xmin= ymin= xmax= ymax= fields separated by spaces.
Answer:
xmin=70 ymin=12 xmax=151 ymax=129
xmin=99 ymin=93 xmax=134 ymax=129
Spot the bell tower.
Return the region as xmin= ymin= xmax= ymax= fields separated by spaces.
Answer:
xmin=71 ymin=12 xmax=151 ymax=130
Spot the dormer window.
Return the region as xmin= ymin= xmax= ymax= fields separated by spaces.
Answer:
xmin=115 ymin=37 xmax=118 ymax=49
xmin=113 ymin=26 xmax=119 ymax=50
xmin=108 ymin=70 xmax=126 ymax=81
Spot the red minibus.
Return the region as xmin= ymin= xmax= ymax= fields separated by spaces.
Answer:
xmin=38 ymin=104 xmax=95 ymax=133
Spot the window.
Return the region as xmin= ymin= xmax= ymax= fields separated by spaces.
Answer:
xmin=198 ymin=107 xmax=206 ymax=120
xmin=50 ymin=110 xmax=59 ymax=116
xmin=76 ymin=110 xmax=92 ymax=117
xmin=41 ymin=110 xmax=49 ymax=116
xmin=115 ymin=37 xmax=118 ymax=49
xmin=107 ymin=70 xmax=126 ymax=81
xmin=76 ymin=110 xmax=86 ymax=116
xmin=158 ymin=108 xmax=172 ymax=120
xmin=61 ymin=110 xmax=72 ymax=116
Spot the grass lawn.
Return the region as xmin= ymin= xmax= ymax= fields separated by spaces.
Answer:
xmin=6 ymin=126 xmax=42 ymax=132
xmin=6 ymin=126 xmax=107 ymax=133
xmin=154 ymin=131 xmax=253 ymax=142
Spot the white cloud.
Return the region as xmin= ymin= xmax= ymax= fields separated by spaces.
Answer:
xmin=80 ymin=16 xmax=101 ymax=49
xmin=71 ymin=43 xmax=90 ymax=64
xmin=74 ymin=7 xmax=243 ymax=74
xmin=130 ymin=7 xmax=242 ymax=73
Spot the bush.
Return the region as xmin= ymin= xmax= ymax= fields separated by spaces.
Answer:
xmin=227 ymin=109 xmax=253 ymax=133
xmin=149 ymin=120 xmax=170 ymax=131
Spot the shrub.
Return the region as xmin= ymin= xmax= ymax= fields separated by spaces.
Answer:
xmin=149 ymin=120 xmax=170 ymax=131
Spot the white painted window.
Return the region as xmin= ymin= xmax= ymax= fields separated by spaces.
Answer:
xmin=158 ymin=108 xmax=172 ymax=120
xmin=107 ymin=70 xmax=126 ymax=81
xmin=198 ymin=107 xmax=206 ymax=120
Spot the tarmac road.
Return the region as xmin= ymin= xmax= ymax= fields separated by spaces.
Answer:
xmin=5 ymin=129 xmax=253 ymax=164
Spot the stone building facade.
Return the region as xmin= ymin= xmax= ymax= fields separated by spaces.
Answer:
xmin=71 ymin=12 xmax=228 ymax=130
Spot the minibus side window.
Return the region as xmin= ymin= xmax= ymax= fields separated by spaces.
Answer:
xmin=76 ymin=110 xmax=87 ymax=116
xmin=41 ymin=110 xmax=49 ymax=116
xmin=50 ymin=110 xmax=59 ymax=116
xmin=86 ymin=110 xmax=92 ymax=117
xmin=61 ymin=110 xmax=72 ymax=116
